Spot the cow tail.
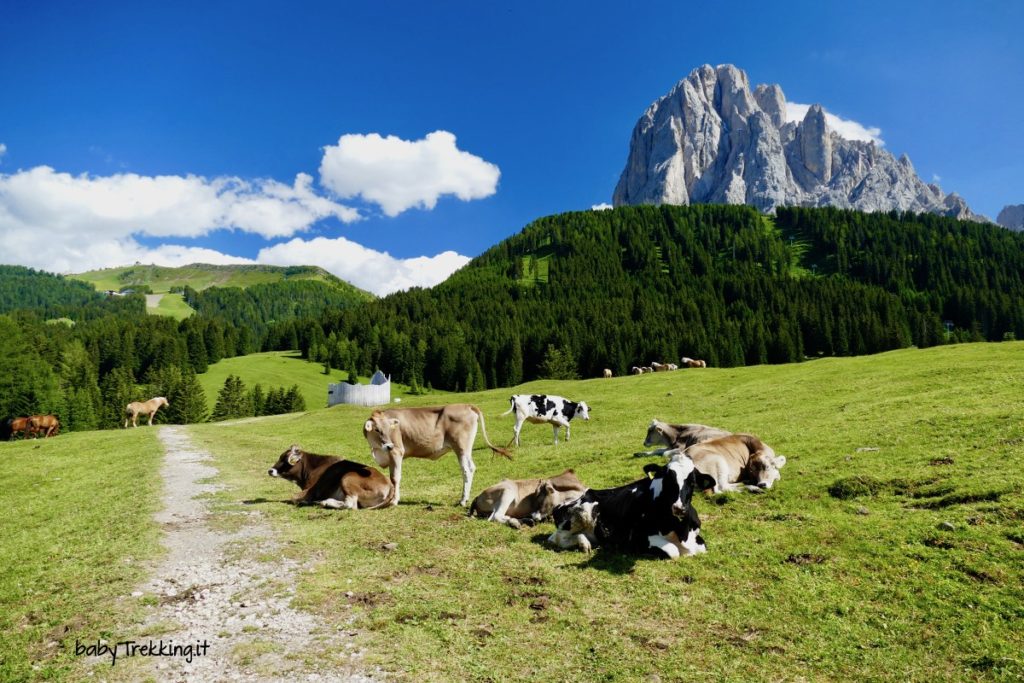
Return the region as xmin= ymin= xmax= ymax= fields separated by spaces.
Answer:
xmin=499 ymin=397 xmax=514 ymax=417
xmin=473 ymin=406 xmax=513 ymax=459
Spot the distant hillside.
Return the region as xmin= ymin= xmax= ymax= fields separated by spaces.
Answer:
xmin=71 ymin=263 xmax=369 ymax=295
xmin=0 ymin=265 xmax=144 ymax=319
xmin=71 ymin=262 xmax=373 ymax=323
xmin=307 ymin=204 xmax=1024 ymax=390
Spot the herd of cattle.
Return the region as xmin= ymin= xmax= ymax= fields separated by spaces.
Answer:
xmin=268 ymin=391 xmax=786 ymax=561
xmin=620 ymin=356 xmax=708 ymax=376
xmin=1 ymin=414 xmax=60 ymax=440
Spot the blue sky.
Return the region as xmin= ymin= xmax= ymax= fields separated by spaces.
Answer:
xmin=2 ymin=1 xmax=1022 ymax=294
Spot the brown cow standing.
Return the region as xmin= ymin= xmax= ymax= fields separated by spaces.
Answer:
xmin=363 ymin=404 xmax=510 ymax=507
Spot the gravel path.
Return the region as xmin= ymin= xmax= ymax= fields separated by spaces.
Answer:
xmin=124 ymin=426 xmax=378 ymax=682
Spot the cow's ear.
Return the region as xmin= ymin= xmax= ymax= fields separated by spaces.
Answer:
xmin=695 ymin=472 xmax=716 ymax=492
xmin=287 ymin=445 xmax=302 ymax=465
xmin=774 ymin=455 xmax=787 ymax=468
xmin=363 ymin=419 xmax=374 ymax=432
xmin=541 ymin=480 xmax=555 ymax=493
xmin=642 ymin=463 xmax=664 ymax=478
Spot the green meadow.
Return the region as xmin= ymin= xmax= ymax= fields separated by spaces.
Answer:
xmin=196 ymin=350 xmax=416 ymax=414
xmin=3 ymin=342 xmax=1022 ymax=681
xmin=0 ymin=429 xmax=164 ymax=682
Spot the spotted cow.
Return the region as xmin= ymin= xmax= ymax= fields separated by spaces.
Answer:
xmin=548 ymin=456 xmax=716 ymax=558
xmin=501 ymin=394 xmax=590 ymax=446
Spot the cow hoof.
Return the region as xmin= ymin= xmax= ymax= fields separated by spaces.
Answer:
xmin=506 ymin=519 xmax=522 ymax=530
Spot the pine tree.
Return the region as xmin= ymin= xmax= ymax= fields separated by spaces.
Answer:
xmin=169 ymin=368 xmax=208 ymax=424
xmin=211 ymin=374 xmax=250 ymax=421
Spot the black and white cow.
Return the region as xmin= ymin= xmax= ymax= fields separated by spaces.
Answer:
xmin=501 ymin=394 xmax=590 ymax=446
xmin=547 ymin=455 xmax=716 ymax=559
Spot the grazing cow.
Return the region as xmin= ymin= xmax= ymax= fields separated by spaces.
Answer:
xmin=651 ymin=361 xmax=671 ymax=372
xmin=125 ymin=397 xmax=169 ymax=428
xmin=548 ymin=457 xmax=716 ymax=558
xmin=635 ymin=419 xmax=732 ymax=457
xmin=666 ymin=363 xmax=679 ymax=371
xmin=2 ymin=417 xmax=32 ymax=440
xmin=681 ymin=357 xmax=707 ymax=368
xmin=363 ymin=404 xmax=511 ymax=507
xmin=686 ymin=434 xmax=787 ymax=493
xmin=602 ymin=368 xmax=613 ymax=378
xmin=268 ymin=444 xmax=393 ymax=509
xmin=641 ymin=366 xmax=654 ymax=373
xmin=28 ymin=414 xmax=60 ymax=438
xmin=630 ymin=366 xmax=643 ymax=376
xmin=502 ymin=394 xmax=591 ymax=446
xmin=468 ymin=469 xmax=587 ymax=529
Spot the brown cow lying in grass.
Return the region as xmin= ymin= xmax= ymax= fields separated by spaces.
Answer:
xmin=268 ymin=444 xmax=393 ymax=509
xmin=686 ymin=434 xmax=787 ymax=493
xmin=468 ymin=469 xmax=587 ymax=529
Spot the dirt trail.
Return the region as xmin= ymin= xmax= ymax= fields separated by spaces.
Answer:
xmin=122 ymin=426 xmax=378 ymax=682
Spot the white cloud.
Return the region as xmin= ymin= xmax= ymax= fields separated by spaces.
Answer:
xmin=591 ymin=202 xmax=613 ymax=211
xmin=932 ymin=174 xmax=942 ymax=183
xmin=0 ymin=166 xmax=361 ymax=273
xmin=785 ymin=103 xmax=884 ymax=146
xmin=257 ymin=236 xmax=470 ymax=296
xmin=0 ymin=143 xmax=7 ymax=160
xmin=319 ymin=131 xmax=500 ymax=216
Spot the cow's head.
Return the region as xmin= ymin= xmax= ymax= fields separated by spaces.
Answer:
xmin=745 ymin=448 xmax=787 ymax=489
xmin=643 ymin=419 xmax=675 ymax=448
xmin=646 ymin=456 xmax=716 ymax=518
xmin=575 ymin=401 xmax=590 ymax=421
xmin=363 ymin=412 xmax=403 ymax=466
xmin=268 ymin=444 xmax=305 ymax=481
xmin=530 ymin=480 xmax=585 ymax=522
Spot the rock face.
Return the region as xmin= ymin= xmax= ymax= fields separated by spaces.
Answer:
xmin=613 ymin=64 xmax=982 ymax=220
xmin=997 ymin=205 xmax=1024 ymax=231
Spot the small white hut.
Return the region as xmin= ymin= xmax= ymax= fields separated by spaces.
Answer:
xmin=328 ymin=370 xmax=391 ymax=407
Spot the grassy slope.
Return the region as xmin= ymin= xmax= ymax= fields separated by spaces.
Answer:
xmin=152 ymin=293 xmax=194 ymax=320
xmin=185 ymin=342 xmax=1024 ymax=682
xmin=70 ymin=263 xmax=350 ymax=294
xmin=198 ymin=351 xmax=416 ymax=413
xmin=0 ymin=429 xmax=164 ymax=682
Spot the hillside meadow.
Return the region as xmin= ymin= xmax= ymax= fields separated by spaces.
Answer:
xmin=2 ymin=342 xmax=1022 ymax=681
xmin=191 ymin=342 xmax=1024 ymax=681
xmin=195 ymin=350 xmax=418 ymax=414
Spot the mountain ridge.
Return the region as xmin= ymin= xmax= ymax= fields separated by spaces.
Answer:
xmin=613 ymin=64 xmax=983 ymax=221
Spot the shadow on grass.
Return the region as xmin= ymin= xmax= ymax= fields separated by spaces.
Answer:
xmin=527 ymin=532 xmax=639 ymax=574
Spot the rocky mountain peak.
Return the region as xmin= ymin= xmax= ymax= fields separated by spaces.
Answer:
xmin=612 ymin=64 xmax=983 ymax=220
xmin=997 ymin=204 xmax=1024 ymax=231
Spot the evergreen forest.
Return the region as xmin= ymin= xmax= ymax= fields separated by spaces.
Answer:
xmin=1 ymin=205 xmax=1022 ymax=433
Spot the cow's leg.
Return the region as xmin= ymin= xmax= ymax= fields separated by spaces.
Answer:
xmin=321 ymin=496 xmax=358 ymax=510
xmin=456 ymin=448 xmax=476 ymax=507
xmin=389 ymin=456 xmax=403 ymax=507
xmin=511 ymin=417 xmax=523 ymax=447
xmin=487 ymin=488 xmax=521 ymax=529
xmin=646 ymin=533 xmax=681 ymax=559
xmin=565 ymin=422 xmax=571 ymax=442
xmin=552 ymin=424 xmax=559 ymax=445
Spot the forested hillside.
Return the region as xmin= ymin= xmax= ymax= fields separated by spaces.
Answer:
xmin=0 ymin=265 xmax=144 ymax=319
xmin=3 ymin=205 xmax=1023 ymax=431
xmin=304 ymin=205 xmax=1024 ymax=390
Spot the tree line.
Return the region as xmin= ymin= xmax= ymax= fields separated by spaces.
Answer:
xmin=2 ymin=204 xmax=1022 ymax=433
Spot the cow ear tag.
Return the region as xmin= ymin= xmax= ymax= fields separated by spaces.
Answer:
xmin=363 ymin=420 xmax=374 ymax=432
xmin=287 ymin=445 xmax=302 ymax=465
